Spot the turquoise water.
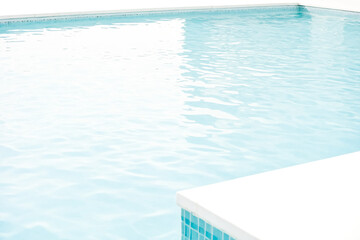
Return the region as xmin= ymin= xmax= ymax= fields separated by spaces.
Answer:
xmin=1 ymin=6 xmax=360 ymax=240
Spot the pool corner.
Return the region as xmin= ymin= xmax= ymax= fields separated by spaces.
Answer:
xmin=176 ymin=151 xmax=360 ymax=240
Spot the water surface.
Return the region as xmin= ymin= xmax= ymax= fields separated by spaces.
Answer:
xmin=0 ymin=6 xmax=360 ymax=240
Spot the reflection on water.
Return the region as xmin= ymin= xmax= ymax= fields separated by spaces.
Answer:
xmin=0 ymin=7 xmax=360 ymax=240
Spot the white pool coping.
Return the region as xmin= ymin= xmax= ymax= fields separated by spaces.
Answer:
xmin=0 ymin=3 xmax=299 ymax=21
xmin=0 ymin=0 xmax=359 ymax=20
xmin=177 ymin=151 xmax=360 ymax=240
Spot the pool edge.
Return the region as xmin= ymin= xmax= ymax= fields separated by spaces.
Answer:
xmin=0 ymin=3 xmax=300 ymax=21
xmin=177 ymin=151 xmax=360 ymax=240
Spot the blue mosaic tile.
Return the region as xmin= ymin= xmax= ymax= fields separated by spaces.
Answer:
xmin=185 ymin=210 xmax=191 ymax=225
xmin=199 ymin=218 xmax=205 ymax=235
xmin=205 ymin=223 xmax=212 ymax=239
xmin=190 ymin=229 xmax=198 ymax=240
xmin=213 ymin=227 xmax=222 ymax=240
xmin=191 ymin=214 xmax=199 ymax=230
xmin=185 ymin=224 xmax=190 ymax=238
xmin=181 ymin=208 xmax=237 ymax=240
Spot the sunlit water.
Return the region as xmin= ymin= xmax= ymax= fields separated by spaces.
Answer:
xmin=1 ymin=6 xmax=360 ymax=240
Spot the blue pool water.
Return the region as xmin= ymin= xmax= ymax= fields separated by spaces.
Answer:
xmin=0 ymin=5 xmax=360 ymax=240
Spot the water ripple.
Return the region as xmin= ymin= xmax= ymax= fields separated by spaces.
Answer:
xmin=1 ymin=8 xmax=360 ymax=240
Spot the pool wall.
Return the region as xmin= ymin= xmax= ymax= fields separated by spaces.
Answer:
xmin=0 ymin=4 xmax=305 ymax=25
xmin=1 ymin=0 xmax=360 ymax=21
xmin=0 ymin=3 xmax=300 ymax=22
xmin=181 ymin=209 xmax=236 ymax=240
xmin=0 ymin=1 xmax=298 ymax=19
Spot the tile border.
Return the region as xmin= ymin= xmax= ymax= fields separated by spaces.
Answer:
xmin=0 ymin=4 xmax=299 ymax=23
xmin=0 ymin=3 xmax=299 ymax=21
xmin=181 ymin=208 xmax=237 ymax=240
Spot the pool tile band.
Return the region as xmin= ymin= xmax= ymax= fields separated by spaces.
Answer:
xmin=1 ymin=4 xmax=360 ymax=25
xmin=0 ymin=5 xmax=301 ymax=24
xmin=182 ymin=209 xmax=236 ymax=240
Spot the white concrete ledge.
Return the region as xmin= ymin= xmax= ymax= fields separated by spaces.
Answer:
xmin=177 ymin=151 xmax=360 ymax=240
xmin=0 ymin=0 xmax=359 ymax=20
xmin=0 ymin=1 xmax=294 ymax=19
xmin=300 ymin=0 xmax=360 ymax=13
xmin=0 ymin=3 xmax=298 ymax=21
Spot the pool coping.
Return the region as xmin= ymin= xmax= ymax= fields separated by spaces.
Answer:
xmin=0 ymin=3 xmax=299 ymax=21
xmin=177 ymin=151 xmax=360 ymax=240
xmin=0 ymin=2 xmax=359 ymax=22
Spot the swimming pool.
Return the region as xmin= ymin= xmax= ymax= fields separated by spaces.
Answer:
xmin=0 ymin=5 xmax=359 ymax=240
